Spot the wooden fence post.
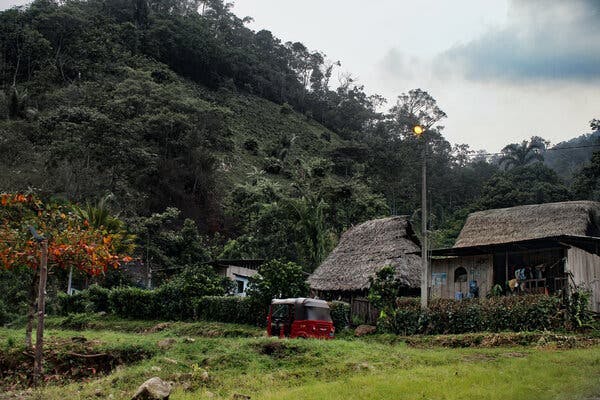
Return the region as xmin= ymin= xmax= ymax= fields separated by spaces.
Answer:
xmin=33 ymin=239 xmax=48 ymax=386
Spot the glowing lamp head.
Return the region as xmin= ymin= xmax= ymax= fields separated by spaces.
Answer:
xmin=413 ymin=125 xmax=425 ymax=136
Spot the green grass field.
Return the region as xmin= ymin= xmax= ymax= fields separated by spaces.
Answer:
xmin=1 ymin=317 xmax=599 ymax=400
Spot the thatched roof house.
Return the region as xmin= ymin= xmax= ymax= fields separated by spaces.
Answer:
xmin=308 ymin=216 xmax=421 ymax=298
xmin=429 ymin=201 xmax=600 ymax=312
xmin=454 ymin=201 xmax=600 ymax=248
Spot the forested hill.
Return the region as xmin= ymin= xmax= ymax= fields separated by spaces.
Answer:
xmin=544 ymin=131 xmax=600 ymax=180
xmin=0 ymin=0 xmax=598 ymax=272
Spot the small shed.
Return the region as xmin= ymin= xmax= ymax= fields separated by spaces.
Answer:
xmin=206 ymin=259 xmax=264 ymax=296
xmin=429 ymin=201 xmax=600 ymax=312
xmin=308 ymin=216 xmax=422 ymax=302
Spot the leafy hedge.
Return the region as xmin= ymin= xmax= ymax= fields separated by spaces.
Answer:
xmin=194 ymin=296 xmax=265 ymax=325
xmin=329 ymin=301 xmax=350 ymax=331
xmin=379 ymin=295 xmax=563 ymax=335
xmin=54 ymin=286 xmax=267 ymax=325
xmin=56 ymin=284 xmax=111 ymax=315
xmin=108 ymin=287 xmax=158 ymax=319
xmin=54 ymin=288 xmax=563 ymax=334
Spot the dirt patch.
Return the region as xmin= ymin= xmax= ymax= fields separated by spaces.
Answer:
xmin=0 ymin=337 xmax=154 ymax=390
xmin=145 ymin=322 xmax=172 ymax=333
xmin=256 ymin=341 xmax=304 ymax=359
xmin=401 ymin=332 xmax=600 ymax=349
xmin=502 ymin=352 xmax=526 ymax=358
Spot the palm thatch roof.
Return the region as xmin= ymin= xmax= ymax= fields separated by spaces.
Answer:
xmin=308 ymin=216 xmax=421 ymax=292
xmin=454 ymin=201 xmax=600 ymax=248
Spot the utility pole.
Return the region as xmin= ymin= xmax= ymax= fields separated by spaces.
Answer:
xmin=414 ymin=125 xmax=429 ymax=310
xmin=33 ymin=237 xmax=48 ymax=386
xmin=420 ymin=139 xmax=429 ymax=309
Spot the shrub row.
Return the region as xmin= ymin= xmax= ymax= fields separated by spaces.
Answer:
xmin=56 ymin=285 xmax=111 ymax=315
xmin=55 ymin=286 xmax=268 ymax=325
xmin=56 ymin=289 xmax=560 ymax=334
xmin=55 ymin=286 xmax=351 ymax=330
xmin=379 ymin=295 xmax=563 ymax=335
xmin=194 ymin=296 xmax=265 ymax=325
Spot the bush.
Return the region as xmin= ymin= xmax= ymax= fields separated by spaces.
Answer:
xmin=85 ymin=284 xmax=111 ymax=312
xmin=263 ymin=157 xmax=283 ymax=174
xmin=195 ymin=296 xmax=265 ymax=325
xmin=154 ymin=265 xmax=228 ymax=320
xmin=329 ymin=301 xmax=350 ymax=331
xmin=280 ymin=102 xmax=293 ymax=115
xmin=378 ymin=295 xmax=562 ymax=335
xmin=0 ymin=299 xmax=12 ymax=325
xmin=108 ymin=287 xmax=158 ymax=319
xmin=56 ymin=292 xmax=93 ymax=315
xmin=243 ymin=139 xmax=259 ymax=154
xmin=246 ymin=260 xmax=309 ymax=310
xmin=55 ymin=284 xmax=111 ymax=315
xmin=61 ymin=313 xmax=94 ymax=330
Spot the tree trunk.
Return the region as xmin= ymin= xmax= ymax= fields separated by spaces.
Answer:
xmin=33 ymin=240 xmax=48 ymax=386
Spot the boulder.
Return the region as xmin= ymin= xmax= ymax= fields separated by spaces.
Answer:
xmin=354 ymin=325 xmax=377 ymax=337
xmin=132 ymin=377 xmax=172 ymax=400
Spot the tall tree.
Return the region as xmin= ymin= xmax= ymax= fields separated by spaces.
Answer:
xmin=476 ymin=163 xmax=572 ymax=210
xmin=499 ymin=136 xmax=548 ymax=169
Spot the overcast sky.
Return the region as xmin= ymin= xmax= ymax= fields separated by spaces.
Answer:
xmin=1 ymin=0 xmax=598 ymax=152
xmin=232 ymin=0 xmax=600 ymax=152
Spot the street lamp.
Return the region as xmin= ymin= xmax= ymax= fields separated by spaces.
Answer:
xmin=413 ymin=125 xmax=429 ymax=310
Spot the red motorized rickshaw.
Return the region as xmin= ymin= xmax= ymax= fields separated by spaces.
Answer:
xmin=266 ymin=298 xmax=335 ymax=339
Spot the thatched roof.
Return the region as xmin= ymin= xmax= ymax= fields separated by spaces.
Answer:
xmin=308 ymin=216 xmax=421 ymax=292
xmin=454 ymin=201 xmax=600 ymax=248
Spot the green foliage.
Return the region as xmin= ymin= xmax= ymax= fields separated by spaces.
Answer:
xmin=61 ymin=313 xmax=94 ymax=330
xmin=129 ymin=208 xmax=221 ymax=285
xmin=573 ymin=151 xmax=600 ymax=200
xmin=566 ymin=288 xmax=594 ymax=328
xmin=499 ymin=136 xmax=547 ymax=169
xmin=328 ymin=301 xmax=350 ymax=331
xmin=476 ymin=163 xmax=572 ymax=210
xmin=0 ymin=267 xmax=34 ymax=320
xmin=194 ymin=296 xmax=264 ymax=325
xmin=377 ymin=295 xmax=562 ymax=335
xmin=108 ymin=287 xmax=157 ymax=319
xmin=155 ymin=265 xmax=229 ymax=320
xmin=368 ymin=265 xmax=403 ymax=311
xmin=246 ymin=260 xmax=309 ymax=308
xmin=0 ymin=299 xmax=11 ymax=325
xmin=56 ymin=284 xmax=111 ymax=315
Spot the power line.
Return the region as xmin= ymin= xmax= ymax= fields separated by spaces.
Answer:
xmin=463 ymin=143 xmax=600 ymax=159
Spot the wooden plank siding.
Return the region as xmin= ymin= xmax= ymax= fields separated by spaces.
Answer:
xmin=567 ymin=246 xmax=600 ymax=313
xmin=430 ymin=255 xmax=493 ymax=299
xmin=350 ymin=298 xmax=379 ymax=325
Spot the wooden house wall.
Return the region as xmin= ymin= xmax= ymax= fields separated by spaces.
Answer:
xmin=430 ymin=255 xmax=493 ymax=299
xmin=567 ymin=246 xmax=600 ymax=313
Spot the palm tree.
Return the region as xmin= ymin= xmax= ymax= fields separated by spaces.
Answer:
xmin=288 ymin=195 xmax=332 ymax=272
xmin=70 ymin=195 xmax=135 ymax=292
xmin=499 ymin=136 xmax=548 ymax=169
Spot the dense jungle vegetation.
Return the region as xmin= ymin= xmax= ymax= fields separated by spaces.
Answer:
xmin=0 ymin=0 xmax=599 ymax=288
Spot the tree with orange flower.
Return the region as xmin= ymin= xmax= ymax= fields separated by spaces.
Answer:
xmin=0 ymin=193 xmax=131 ymax=385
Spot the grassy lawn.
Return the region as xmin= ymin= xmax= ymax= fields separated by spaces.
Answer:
xmin=1 ymin=317 xmax=599 ymax=400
